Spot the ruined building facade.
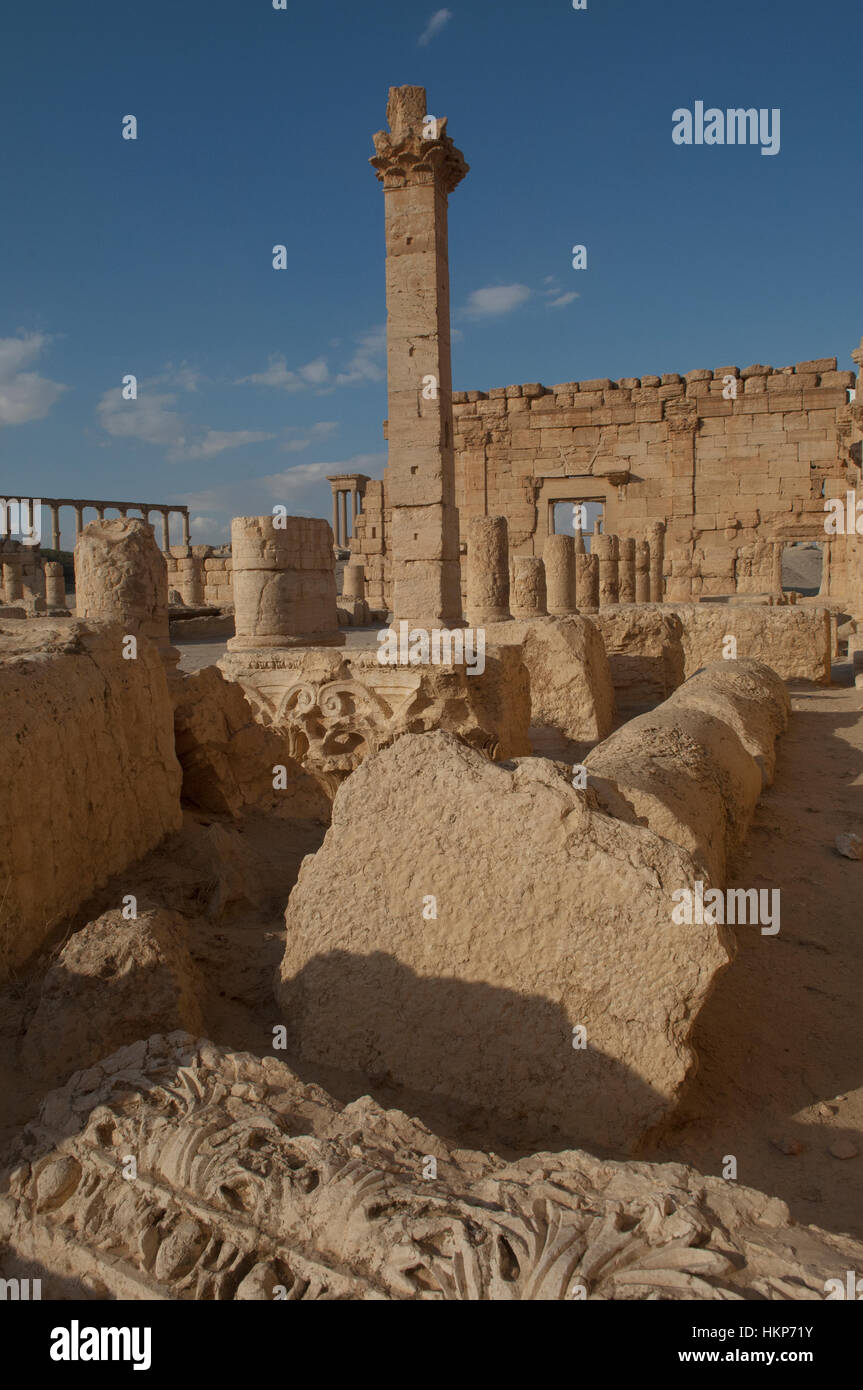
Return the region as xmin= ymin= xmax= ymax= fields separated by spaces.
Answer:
xmin=351 ymin=350 xmax=863 ymax=614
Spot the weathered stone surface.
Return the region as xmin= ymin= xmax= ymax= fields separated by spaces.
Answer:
xmin=0 ymin=620 xmax=182 ymax=979
xmin=219 ymin=644 xmax=530 ymax=789
xmin=22 ymin=910 xmax=204 ymax=1083
xmin=589 ymin=606 xmax=685 ymax=713
xmin=466 ymin=516 xmax=511 ymax=624
xmin=8 ymin=1035 xmax=859 ymax=1299
xmin=278 ymin=731 xmax=730 ymax=1153
xmin=172 ymin=666 xmax=329 ymax=819
xmin=666 ymin=658 xmax=790 ymax=787
xmin=74 ymin=518 xmax=170 ymax=657
xmin=543 ymin=534 xmax=576 ymax=615
xmin=586 ymin=660 xmax=785 ymax=883
xmin=668 ymin=605 xmax=831 ymax=684
xmin=511 ymin=556 xmax=547 ymax=617
xmin=492 ymin=616 xmax=614 ymax=743
xmin=228 ymin=516 xmax=343 ymax=650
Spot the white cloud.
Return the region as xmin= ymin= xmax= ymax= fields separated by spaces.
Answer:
xmin=547 ymin=292 xmax=579 ymax=308
xmin=280 ymin=421 xmax=339 ymax=453
xmin=463 ymin=284 xmax=531 ymax=318
xmin=237 ymin=356 xmax=321 ymax=392
xmin=299 ymin=357 xmax=329 ymax=386
xmin=97 ymin=386 xmax=185 ymax=448
xmin=191 ymin=515 xmax=230 ymax=542
xmin=419 ymin=8 xmax=453 ymax=45
xmin=334 ymin=326 xmax=386 ymax=385
xmin=97 ymin=381 xmax=274 ymax=461
xmin=181 ymin=429 xmax=275 ymax=460
xmin=0 ymin=332 xmax=68 ymax=426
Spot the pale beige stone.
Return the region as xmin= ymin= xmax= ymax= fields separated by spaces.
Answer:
xmin=172 ymin=666 xmax=330 ymax=819
xmin=4 ymin=1035 xmax=862 ymax=1300
xmin=22 ymin=909 xmax=204 ymax=1083
xmin=228 ymin=516 xmax=342 ymax=650
xmin=278 ymin=731 xmax=730 ymax=1152
xmin=589 ymin=605 xmax=686 ymax=714
xmin=466 ymin=516 xmax=511 ymax=624
xmin=668 ymin=604 xmax=831 ymax=684
xmin=511 ymin=555 xmax=547 ymax=617
xmin=586 ymin=660 xmax=786 ymax=883
xmin=491 ymin=616 xmax=614 ymax=743
xmin=74 ymin=518 xmax=171 ymax=659
xmin=542 ymin=533 xmax=575 ymax=616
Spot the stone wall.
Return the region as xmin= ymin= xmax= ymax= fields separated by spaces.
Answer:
xmin=0 ymin=619 xmax=183 ymax=978
xmin=166 ymin=545 xmax=233 ymax=608
xmin=350 ymin=352 xmax=863 ymax=611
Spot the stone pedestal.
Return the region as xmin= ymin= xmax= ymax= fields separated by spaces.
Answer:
xmin=227 ymin=516 xmax=343 ymax=651
xmin=594 ymin=533 xmax=620 ymax=608
xmin=466 ymin=516 xmax=512 ymax=625
xmin=650 ymin=522 xmax=666 ymax=603
xmin=2 ymin=560 xmax=22 ymax=604
xmin=511 ymin=556 xmax=547 ymax=618
xmin=618 ymin=537 xmax=636 ymax=604
xmin=635 ymin=540 xmax=651 ymax=603
xmin=74 ymin=517 xmax=178 ymax=675
xmin=44 ymin=561 xmax=66 ymax=609
xmin=343 ymin=563 xmax=366 ymax=601
xmin=543 ymin=534 xmax=576 ymax=615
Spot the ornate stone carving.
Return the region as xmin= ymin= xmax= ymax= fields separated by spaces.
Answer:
xmin=3 ymin=1036 xmax=860 ymax=1301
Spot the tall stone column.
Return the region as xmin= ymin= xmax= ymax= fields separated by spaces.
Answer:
xmin=771 ymin=541 xmax=783 ymax=593
xmin=544 ymin=534 xmax=576 ymax=615
xmin=181 ymin=511 xmax=191 ymax=546
xmin=511 ymin=556 xmax=547 ymax=618
xmin=594 ymin=533 xmax=619 ymax=607
xmin=635 ymin=540 xmax=650 ymax=603
xmin=339 ymin=491 xmax=348 ymax=548
xmin=74 ymin=505 xmax=84 ymax=538
xmin=618 ymin=537 xmax=636 ymax=604
xmin=160 ymin=511 xmax=171 ymax=551
xmin=371 ymin=85 xmax=468 ymax=629
xmin=50 ymin=504 xmax=61 ymax=550
xmin=343 ymin=563 xmax=366 ymax=600
xmin=649 ymin=522 xmax=665 ymax=602
xmin=466 ymin=516 xmax=511 ymax=625
xmin=96 ymin=505 xmax=105 ymax=520
xmin=331 ymin=488 xmax=339 ymax=545
xmin=351 ymin=487 xmax=358 ymax=529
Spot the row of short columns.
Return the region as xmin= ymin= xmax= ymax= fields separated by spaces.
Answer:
xmin=466 ymin=518 xmax=666 ymax=622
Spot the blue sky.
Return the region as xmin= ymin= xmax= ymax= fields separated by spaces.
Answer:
xmin=1 ymin=0 xmax=860 ymax=549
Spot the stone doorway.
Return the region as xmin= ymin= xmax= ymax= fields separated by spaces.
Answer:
xmin=551 ymin=499 xmax=604 ymax=551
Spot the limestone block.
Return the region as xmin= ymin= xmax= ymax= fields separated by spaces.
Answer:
xmin=22 ymin=909 xmax=204 ymax=1083
xmin=0 ymin=619 xmax=182 ymax=979
xmin=667 ymin=604 xmax=831 ymax=684
xmin=173 ymin=666 xmax=330 ymax=819
xmin=278 ymin=731 xmax=731 ymax=1152
xmin=43 ymin=560 xmax=66 ymax=609
xmin=492 ymin=616 xmax=613 ymax=743
xmin=589 ymin=606 xmax=686 ymax=714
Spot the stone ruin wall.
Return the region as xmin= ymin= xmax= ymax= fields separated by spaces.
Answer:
xmin=351 ymin=353 xmax=863 ymax=613
xmin=166 ymin=545 xmax=234 ymax=608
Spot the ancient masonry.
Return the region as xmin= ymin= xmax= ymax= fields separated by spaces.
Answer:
xmin=2 ymin=80 xmax=863 ymax=1310
xmin=351 ymin=357 xmax=863 ymax=614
